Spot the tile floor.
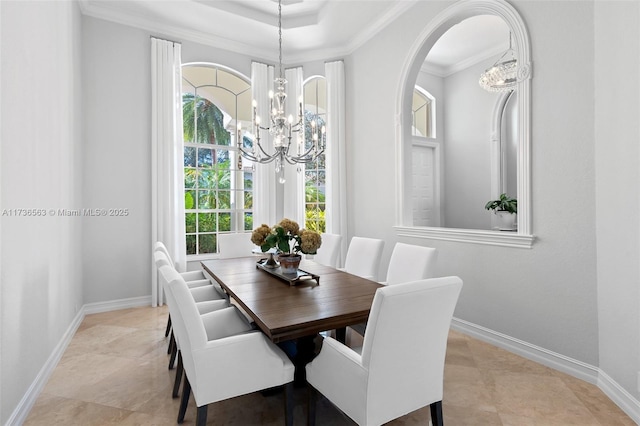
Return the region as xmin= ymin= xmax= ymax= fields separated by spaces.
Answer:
xmin=24 ymin=306 xmax=635 ymax=425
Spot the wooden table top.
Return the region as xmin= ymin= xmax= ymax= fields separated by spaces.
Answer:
xmin=201 ymin=257 xmax=383 ymax=343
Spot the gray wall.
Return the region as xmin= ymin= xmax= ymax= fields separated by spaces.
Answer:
xmin=347 ymin=0 xmax=601 ymax=369
xmin=595 ymin=0 xmax=640 ymax=401
xmin=1 ymin=1 xmax=84 ymax=423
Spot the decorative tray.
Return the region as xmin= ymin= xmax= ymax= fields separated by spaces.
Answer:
xmin=256 ymin=258 xmax=320 ymax=286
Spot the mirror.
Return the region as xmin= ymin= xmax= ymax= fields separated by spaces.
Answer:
xmin=412 ymin=15 xmax=513 ymax=230
xmin=396 ymin=0 xmax=533 ymax=247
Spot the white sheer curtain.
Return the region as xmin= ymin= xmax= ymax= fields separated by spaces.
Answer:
xmin=151 ymin=37 xmax=186 ymax=306
xmin=325 ymin=60 xmax=348 ymax=265
xmin=251 ymin=62 xmax=277 ymax=227
xmin=283 ymin=67 xmax=305 ymax=225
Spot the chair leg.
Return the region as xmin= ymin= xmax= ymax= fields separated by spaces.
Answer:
xmin=430 ymin=400 xmax=443 ymax=426
xmin=178 ymin=376 xmax=191 ymax=424
xmin=168 ymin=338 xmax=177 ymax=370
xmin=196 ymin=405 xmax=208 ymax=426
xmin=284 ymin=382 xmax=294 ymax=426
xmin=172 ymin=351 xmax=183 ymax=398
xmin=165 ymin=314 xmax=172 ymax=337
xmin=307 ymin=385 xmax=317 ymax=426
xmin=167 ymin=330 xmax=175 ymax=355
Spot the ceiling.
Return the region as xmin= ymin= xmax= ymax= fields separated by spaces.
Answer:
xmin=79 ymin=0 xmax=509 ymax=70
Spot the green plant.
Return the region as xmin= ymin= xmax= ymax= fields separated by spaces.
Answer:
xmin=484 ymin=193 xmax=517 ymax=214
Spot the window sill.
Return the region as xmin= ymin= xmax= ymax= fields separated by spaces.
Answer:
xmin=394 ymin=226 xmax=534 ymax=248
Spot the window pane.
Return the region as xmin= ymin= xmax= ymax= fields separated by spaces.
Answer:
xmin=185 ymin=213 xmax=196 ymax=233
xmin=198 ymin=213 xmax=215 ymax=232
xmin=244 ymin=191 xmax=253 ymax=209
xmin=244 ymin=212 xmax=253 ymax=231
xmin=198 ymin=190 xmax=216 ymax=209
xmin=185 ymin=170 xmax=196 ymax=189
xmin=199 ymin=234 xmax=216 ymax=254
xmin=216 ymin=149 xmax=230 ymax=167
xmin=218 ymin=191 xmax=231 ymax=209
xmin=186 ymin=235 xmax=196 ymax=255
xmin=219 ymin=213 xmax=231 ymax=232
xmin=219 ymin=170 xmax=231 ymax=189
xmin=184 ymin=147 xmax=196 ymax=166
xmin=198 ymin=169 xmax=216 ymax=189
xmin=185 ymin=190 xmax=195 ymax=209
xmin=198 ymin=147 xmax=213 ymax=167
xmin=244 ymin=171 xmax=253 ymax=189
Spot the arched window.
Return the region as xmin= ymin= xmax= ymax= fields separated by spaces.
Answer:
xmin=182 ymin=64 xmax=254 ymax=256
xmin=302 ymin=76 xmax=327 ymax=232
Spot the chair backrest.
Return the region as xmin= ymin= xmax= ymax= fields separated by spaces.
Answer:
xmin=343 ymin=237 xmax=385 ymax=281
xmin=153 ymin=250 xmax=172 ymax=269
xmin=159 ymin=265 xmax=208 ymax=354
xmin=217 ymin=233 xmax=256 ymax=259
xmin=385 ymin=243 xmax=438 ymax=285
xmin=360 ymin=276 xmax=462 ymax=425
xmin=154 ymin=241 xmax=175 ymax=267
xmin=313 ymin=233 xmax=342 ymax=268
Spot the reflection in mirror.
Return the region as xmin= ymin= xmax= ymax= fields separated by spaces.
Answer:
xmin=500 ymin=91 xmax=517 ymax=199
xmin=411 ymin=15 xmax=515 ymax=230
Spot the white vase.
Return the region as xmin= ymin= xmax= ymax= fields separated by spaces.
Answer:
xmin=495 ymin=211 xmax=517 ymax=231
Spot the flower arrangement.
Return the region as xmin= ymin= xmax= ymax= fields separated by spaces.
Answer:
xmin=251 ymin=218 xmax=322 ymax=255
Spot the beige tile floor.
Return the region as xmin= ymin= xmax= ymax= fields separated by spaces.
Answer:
xmin=24 ymin=306 xmax=635 ymax=425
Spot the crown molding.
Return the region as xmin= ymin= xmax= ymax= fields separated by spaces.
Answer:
xmin=420 ymin=44 xmax=507 ymax=78
xmin=344 ymin=0 xmax=420 ymax=56
xmin=79 ymin=0 xmax=420 ymax=64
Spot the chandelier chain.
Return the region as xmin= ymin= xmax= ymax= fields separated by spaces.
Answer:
xmin=278 ymin=0 xmax=283 ymax=80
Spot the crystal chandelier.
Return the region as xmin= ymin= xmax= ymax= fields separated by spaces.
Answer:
xmin=237 ymin=0 xmax=325 ymax=184
xmin=479 ymin=33 xmax=518 ymax=93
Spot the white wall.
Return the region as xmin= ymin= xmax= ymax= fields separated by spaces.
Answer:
xmin=442 ymin=57 xmax=499 ymax=230
xmin=594 ymin=1 xmax=640 ymax=402
xmin=347 ymin=0 xmax=601 ymax=371
xmin=81 ymin=17 xmax=153 ymax=303
xmin=0 ymin=1 xmax=83 ymax=423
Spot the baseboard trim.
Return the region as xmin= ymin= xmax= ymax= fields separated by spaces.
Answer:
xmin=5 ymin=295 xmax=153 ymax=426
xmin=451 ymin=317 xmax=640 ymax=423
xmin=598 ymin=369 xmax=640 ymax=424
xmin=4 ymin=308 xmax=85 ymax=426
xmin=83 ymin=295 xmax=151 ymax=315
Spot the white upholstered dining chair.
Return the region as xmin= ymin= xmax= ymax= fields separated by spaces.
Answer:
xmin=153 ymin=250 xmax=229 ymax=371
xmin=217 ymin=232 xmax=257 ymax=259
xmin=350 ymin=242 xmax=439 ymax=336
xmin=341 ymin=236 xmax=385 ymax=281
xmin=312 ymin=233 xmax=342 ymax=268
xmin=155 ymin=241 xmax=207 ymax=283
xmin=159 ymin=265 xmax=295 ymax=426
xmin=383 ymin=242 xmax=438 ymax=285
xmin=306 ymin=276 xmax=463 ymax=426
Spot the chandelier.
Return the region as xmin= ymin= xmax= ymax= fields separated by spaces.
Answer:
xmin=479 ymin=33 xmax=518 ymax=93
xmin=237 ymin=0 xmax=325 ymax=183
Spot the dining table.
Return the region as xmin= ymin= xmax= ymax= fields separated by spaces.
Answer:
xmin=201 ymin=256 xmax=383 ymax=382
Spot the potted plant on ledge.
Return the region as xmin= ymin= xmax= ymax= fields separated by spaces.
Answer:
xmin=251 ymin=219 xmax=322 ymax=274
xmin=484 ymin=193 xmax=517 ymax=231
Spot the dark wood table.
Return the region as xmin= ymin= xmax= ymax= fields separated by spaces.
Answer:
xmin=201 ymin=257 xmax=382 ymax=343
